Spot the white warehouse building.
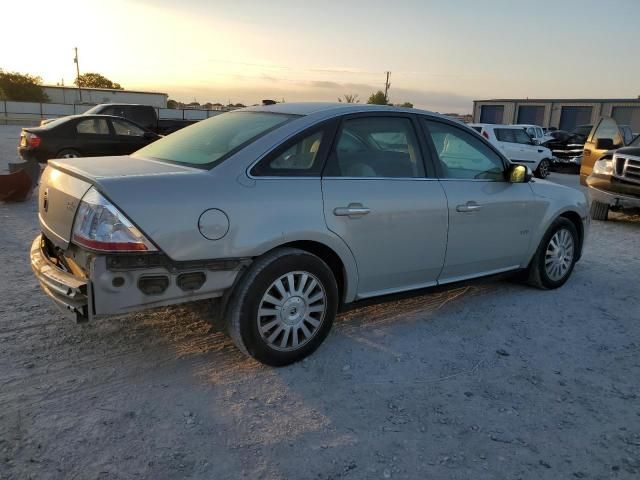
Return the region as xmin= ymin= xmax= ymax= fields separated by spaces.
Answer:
xmin=472 ymin=98 xmax=640 ymax=133
xmin=42 ymin=85 xmax=168 ymax=108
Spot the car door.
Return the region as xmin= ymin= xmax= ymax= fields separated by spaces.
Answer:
xmin=73 ymin=117 xmax=119 ymax=156
xmin=321 ymin=114 xmax=448 ymax=298
xmin=110 ymin=117 xmax=152 ymax=155
xmin=421 ymin=119 xmax=536 ymax=282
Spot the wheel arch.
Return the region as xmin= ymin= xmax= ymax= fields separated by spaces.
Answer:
xmin=558 ymin=210 xmax=584 ymax=260
xmin=268 ymin=240 xmax=352 ymax=306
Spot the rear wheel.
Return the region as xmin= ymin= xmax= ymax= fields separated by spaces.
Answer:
xmin=527 ymin=218 xmax=578 ymax=289
xmin=226 ymin=248 xmax=338 ymax=366
xmin=535 ymin=159 xmax=551 ymax=178
xmin=590 ymin=200 xmax=609 ymax=221
xmin=56 ymin=149 xmax=81 ymax=158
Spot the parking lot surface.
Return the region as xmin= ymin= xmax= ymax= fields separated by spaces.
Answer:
xmin=1 ymin=125 xmax=639 ymax=479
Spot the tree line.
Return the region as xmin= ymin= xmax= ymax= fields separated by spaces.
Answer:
xmin=338 ymin=92 xmax=413 ymax=108
xmin=0 ymin=69 xmax=123 ymax=102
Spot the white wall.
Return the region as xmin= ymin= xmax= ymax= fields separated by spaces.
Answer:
xmin=42 ymin=86 xmax=168 ymax=108
xmin=0 ymin=100 xmax=223 ymax=126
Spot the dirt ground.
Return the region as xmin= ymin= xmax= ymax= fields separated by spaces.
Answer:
xmin=1 ymin=125 xmax=639 ymax=479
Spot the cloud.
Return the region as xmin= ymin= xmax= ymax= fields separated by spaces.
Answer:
xmin=163 ymin=78 xmax=474 ymax=113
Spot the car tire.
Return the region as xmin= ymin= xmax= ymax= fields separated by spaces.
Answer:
xmin=526 ymin=217 xmax=579 ymax=290
xmin=590 ymin=201 xmax=609 ymax=221
xmin=535 ymin=159 xmax=551 ymax=179
xmin=226 ymin=247 xmax=338 ymax=366
xmin=56 ymin=149 xmax=81 ymax=158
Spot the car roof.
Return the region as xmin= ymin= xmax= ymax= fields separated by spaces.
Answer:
xmin=469 ymin=123 xmax=525 ymax=129
xmin=241 ymin=102 xmax=435 ymax=117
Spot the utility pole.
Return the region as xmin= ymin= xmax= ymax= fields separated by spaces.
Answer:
xmin=73 ymin=47 xmax=83 ymax=104
xmin=384 ymin=71 xmax=391 ymax=104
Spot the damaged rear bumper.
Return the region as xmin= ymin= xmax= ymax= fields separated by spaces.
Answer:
xmin=30 ymin=235 xmax=89 ymax=321
xmin=31 ymin=234 xmax=244 ymax=322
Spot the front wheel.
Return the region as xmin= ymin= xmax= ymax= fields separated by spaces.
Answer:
xmin=226 ymin=248 xmax=338 ymax=366
xmin=535 ymin=159 xmax=551 ymax=179
xmin=526 ymin=218 xmax=579 ymax=289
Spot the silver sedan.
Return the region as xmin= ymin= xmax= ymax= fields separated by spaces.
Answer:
xmin=31 ymin=103 xmax=589 ymax=365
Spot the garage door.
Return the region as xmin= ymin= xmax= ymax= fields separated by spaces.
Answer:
xmin=612 ymin=107 xmax=640 ymax=134
xmin=479 ymin=105 xmax=504 ymax=124
xmin=517 ymin=106 xmax=545 ymax=125
xmin=559 ymin=107 xmax=592 ymax=131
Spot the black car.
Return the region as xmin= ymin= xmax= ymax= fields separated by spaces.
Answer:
xmin=18 ymin=115 xmax=160 ymax=163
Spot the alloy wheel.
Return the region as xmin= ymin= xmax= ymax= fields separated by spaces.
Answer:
xmin=539 ymin=160 xmax=549 ymax=178
xmin=257 ymin=271 xmax=327 ymax=351
xmin=544 ymin=228 xmax=574 ymax=281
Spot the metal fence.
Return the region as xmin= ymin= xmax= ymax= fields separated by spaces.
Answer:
xmin=0 ymin=100 xmax=224 ymax=126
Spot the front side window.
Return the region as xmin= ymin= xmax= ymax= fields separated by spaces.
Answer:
xmin=325 ymin=116 xmax=424 ymax=178
xmin=252 ymin=130 xmax=324 ymax=176
xmin=112 ymin=118 xmax=145 ymax=137
xmin=133 ymin=111 xmax=297 ymax=167
xmin=423 ymin=120 xmax=504 ymax=180
xmin=76 ymin=118 xmax=110 ymax=135
xmin=513 ymin=128 xmax=533 ymax=144
xmin=592 ymin=117 xmax=623 ymax=146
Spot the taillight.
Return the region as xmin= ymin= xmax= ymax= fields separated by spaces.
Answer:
xmin=26 ymin=132 xmax=41 ymax=148
xmin=71 ymin=187 xmax=157 ymax=252
xmin=482 ymin=130 xmax=489 ymax=140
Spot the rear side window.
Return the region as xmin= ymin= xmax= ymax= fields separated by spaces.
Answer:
xmin=470 ymin=126 xmax=482 ymax=133
xmin=495 ymin=128 xmax=531 ymax=144
xmin=495 ymin=128 xmax=515 ymax=142
xmin=76 ymin=118 xmax=110 ymax=135
xmin=112 ymin=118 xmax=145 ymax=137
xmin=252 ymin=130 xmax=325 ymax=176
xmin=324 ymin=116 xmax=425 ymax=178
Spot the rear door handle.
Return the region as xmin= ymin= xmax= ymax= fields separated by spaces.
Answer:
xmin=456 ymin=201 xmax=482 ymax=213
xmin=334 ymin=203 xmax=370 ymax=217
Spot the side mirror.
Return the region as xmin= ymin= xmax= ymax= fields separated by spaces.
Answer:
xmin=508 ymin=164 xmax=532 ymax=183
xmin=595 ymin=138 xmax=614 ymax=150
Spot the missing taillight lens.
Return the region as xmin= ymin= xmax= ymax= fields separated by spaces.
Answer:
xmin=71 ymin=187 xmax=157 ymax=252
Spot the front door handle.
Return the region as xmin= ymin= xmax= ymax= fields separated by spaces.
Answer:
xmin=334 ymin=203 xmax=371 ymax=217
xmin=456 ymin=201 xmax=482 ymax=213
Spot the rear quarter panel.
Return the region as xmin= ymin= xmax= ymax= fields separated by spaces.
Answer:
xmin=97 ymin=164 xmax=359 ymax=301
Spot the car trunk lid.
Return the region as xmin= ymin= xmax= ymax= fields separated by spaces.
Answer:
xmin=39 ymin=155 xmax=198 ymax=250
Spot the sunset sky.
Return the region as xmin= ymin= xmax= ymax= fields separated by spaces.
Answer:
xmin=3 ymin=0 xmax=638 ymax=113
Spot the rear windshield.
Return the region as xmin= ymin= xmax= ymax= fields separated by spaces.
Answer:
xmin=39 ymin=116 xmax=74 ymax=129
xmin=132 ymin=111 xmax=297 ymax=167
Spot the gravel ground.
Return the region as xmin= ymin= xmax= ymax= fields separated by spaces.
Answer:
xmin=1 ymin=125 xmax=639 ymax=479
